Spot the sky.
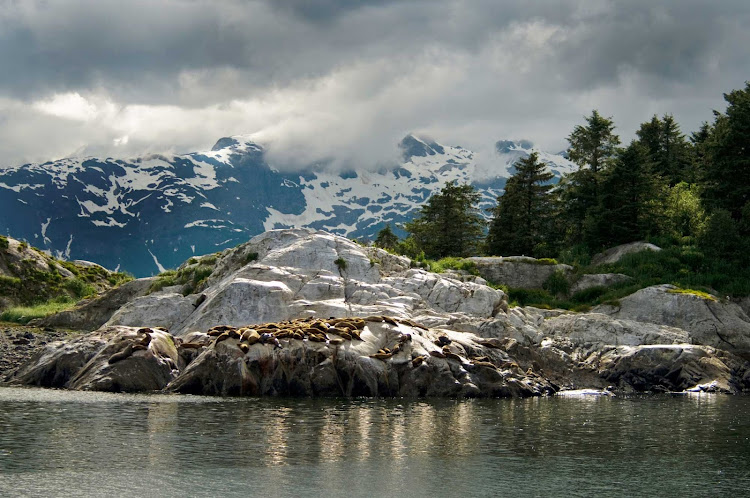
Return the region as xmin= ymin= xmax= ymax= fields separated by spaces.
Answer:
xmin=0 ymin=0 xmax=748 ymax=170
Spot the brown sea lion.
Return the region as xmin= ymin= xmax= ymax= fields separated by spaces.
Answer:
xmin=108 ymin=344 xmax=134 ymax=364
xmin=132 ymin=344 xmax=148 ymax=352
xmin=238 ymin=343 xmax=250 ymax=354
xmin=370 ymin=352 xmax=392 ymax=360
xmin=411 ymin=355 xmax=425 ymax=367
xmin=180 ymin=342 xmax=204 ymax=349
xmin=215 ymin=331 xmax=231 ymax=343
xmin=429 ymin=350 xmax=446 ymax=358
xmin=381 ymin=316 xmax=399 ymax=326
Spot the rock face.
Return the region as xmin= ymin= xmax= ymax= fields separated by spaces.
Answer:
xmin=9 ymin=230 xmax=750 ymax=396
xmin=594 ymin=284 xmax=750 ymax=360
xmin=106 ymin=229 xmax=505 ymax=336
xmin=569 ymin=273 xmax=632 ymax=295
xmin=466 ymin=256 xmax=573 ymax=289
xmin=591 ymin=241 xmax=661 ymax=266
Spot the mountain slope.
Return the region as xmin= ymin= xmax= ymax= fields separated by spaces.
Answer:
xmin=0 ymin=135 xmax=575 ymax=276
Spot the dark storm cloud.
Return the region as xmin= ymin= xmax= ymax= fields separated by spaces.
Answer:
xmin=0 ymin=0 xmax=748 ymax=167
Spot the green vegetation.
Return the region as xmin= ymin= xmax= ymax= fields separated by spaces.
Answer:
xmin=0 ymin=236 xmax=8 ymax=250
xmin=404 ymin=181 xmax=485 ymax=258
xmin=334 ymin=257 xmax=347 ymax=271
xmin=543 ymin=270 xmax=569 ymax=296
xmin=667 ymin=288 xmax=717 ymax=301
xmin=148 ymin=257 xmax=217 ymax=296
xmin=426 ymin=257 xmax=478 ymax=275
xmin=245 ymin=252 xmax=259 ymax=264
xmin=0 ymin=296 xmax=77 ymax=324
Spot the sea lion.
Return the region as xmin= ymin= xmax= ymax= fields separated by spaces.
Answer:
xmin=215 ymin=331 xmax=231 ymax=343
xmin=471 ymin=360 xmax=497 ymax=369
xmin=138 ymin=334 xmax=152 ymax=347
xmin=443 ymin=350 xmax=463 ymax=361
xmin=238 ymin=343 xmax=250 ymax=354
xmin=108 ymin=344 xmax=134 ymax=364
xmin=364 ymin=315 xmax=384 ymax=323
xmin=132 ymin=344 xmax=148 ymax=352
xmin=137 ymin=327 xmax=153 ymax=335
xmin=370 ymin=352 xmax=392 ymax=360
xmin=154 ymin=326 xmax=169 ymax=332
xmin=411 ymin=355 xmax=425 ymax=367
xmin=328 ymin=338 xmax=344 ymax=346
xmin=398 ymin=333 xmax=412 ymax=343
xmin=381 ymin=316 xmax=399 ymax=326
xmin=180 ymin=342 xmax=204 ymax=349
xmin=429 ymin=350 xmax=446 ymax=358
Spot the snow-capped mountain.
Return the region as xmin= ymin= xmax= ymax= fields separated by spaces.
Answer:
xmin=0 ymin=135 xmax=576 ymax=276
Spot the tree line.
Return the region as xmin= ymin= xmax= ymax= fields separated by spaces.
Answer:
xmin=376 ymin=82 xmax=750 ymax=272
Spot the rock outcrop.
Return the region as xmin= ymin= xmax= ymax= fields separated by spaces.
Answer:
xmin=595 ymin=284 xmax=750 ymax=360
xmin=9 ymin=229 xmax=750 ymax=396
xmin=466 ymin=256 xmax=573 ymax=289
xmin=591 ymin=241 xmax=661 ymax=266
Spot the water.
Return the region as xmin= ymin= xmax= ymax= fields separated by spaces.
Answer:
xmin=0 ymin=388 xmax=748 ymax=498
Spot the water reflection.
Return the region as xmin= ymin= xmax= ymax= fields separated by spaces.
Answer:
xmin=0 ymin=388 xmax=749 ymax=497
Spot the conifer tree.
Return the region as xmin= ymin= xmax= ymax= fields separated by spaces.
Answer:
xmin=404 ymin=181 xmax=484 ymax=258
xmin=635 ymin=114 xmax=692 ymax=186
xmin=374 ymin=224 xmax=399 ymax=250
xmin=559 ymin=110 xmax=620 ymax=246
xmin=488 ymin=152 xmax=554 ymax=256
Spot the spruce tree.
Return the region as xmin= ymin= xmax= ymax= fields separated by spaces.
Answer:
xmin=560 ymin=110 xmax=620 ymax=246
xmin=488 ymin=152 xmax=554 ymax=256
xmin=635 ymin=114 xmax=692 ymax=186
xmin=404 ymin=181 xmax=484 ymax=259
xmin=703 ymin=82 xmax=750 ymax=221
xmin=374 ymin=224 xmax=399 ymax=250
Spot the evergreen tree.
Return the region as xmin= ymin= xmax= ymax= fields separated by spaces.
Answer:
xmin=560 ymin=110 xmax=620 ymax=246
xmin=488 ymin=152 xmax=554 ymax=256
xmin=703 ymin=82 xmax=750 ymax=221
xmin=374 ymin=224 xmax=399 ymax=251
xmin=404 ymin=181 xmax=485 ymax=259
xmin=635 ymin=114 xmax=692 ymax=186
xmin=597 ymin=142 xmax=666 ymax=246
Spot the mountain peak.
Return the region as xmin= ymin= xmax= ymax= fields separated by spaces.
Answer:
xmin=399 ymin=134 xmax=446 ymax=161
xmin=495 ymin=139 xmax=534 ymax=154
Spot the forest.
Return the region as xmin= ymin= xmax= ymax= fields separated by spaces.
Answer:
xmin=375 ymin=82 xmax=750 ymax=307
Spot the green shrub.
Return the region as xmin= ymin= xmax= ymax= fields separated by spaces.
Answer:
xmin=64 ymin=278 xmax=96 ymax=299
xmin=427 ymin=257 xmax=478 ymax=275
xmin=667 ymin=287 xmax=717 ymax=301
xmin=334 ymin=257 xmax=347 ymax=270
xmin=0 ymin=236 xmax=8 ymax=250
xmin=245 ymin=252 xmax=259 ymax=264
xmin=543 ymin=270 xmax=569 ymax=296
xmin=534 ymin=258 xmax=559 ymax=265
xmin=570 ymin=286 xmax=608 ymax=303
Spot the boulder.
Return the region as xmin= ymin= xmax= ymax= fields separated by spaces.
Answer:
xmin=591 ymin=241 xmax=661 ymax=266
xmin=466 ymin=256 xmax=573 ymax=289
xmin=569 ymin=273 xmax=632 ymax=295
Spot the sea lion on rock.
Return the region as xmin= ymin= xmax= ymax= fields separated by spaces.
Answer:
xmin=215 ymin=332 xmax=231 ymax=343
xmin=238 ymin=343 xmax=250 ymax=354
xmin=381 ymin=316 xmax=399 ymax=326
xmin=412 ymin=356 xmax=425 ymax=367
xmin=364 ymin=316 xmax=384 ymax=323
xmin=429 ymin=350 xmax=446 ymax=358
xmin=108 ymin=344 xmax=134 ymax=364
xmin=132 ymin=344 xmax=148 ymax=352
xmin=193 ymin=294 xmax=207 ymax=308
xmin=370 ymin=352 xmax=392 ymax=360
xmin=328 ymin=338 xmax=344 ymax=346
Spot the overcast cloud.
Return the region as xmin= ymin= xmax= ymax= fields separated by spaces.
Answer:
xmin=0 ymin=0 xmax=748 ymax=169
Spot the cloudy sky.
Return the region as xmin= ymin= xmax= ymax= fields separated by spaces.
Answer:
xmin=0 ymin=0 xmax=748 ymax=169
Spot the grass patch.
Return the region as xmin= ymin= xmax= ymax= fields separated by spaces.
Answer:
xmin=245 ymin=252 xmax=259 ymax=264
xmin=0 ymin=297 xmax=77 ymax=324
xmin=426 ymin=257 xmax=479 ymax=275
xmin=0 ymin=236 xmax=8 ymax=250
xmin=148 ymin=262 xmax=216 ymax=296
xmin=334 ymin=257 xmax=347 ymax=271
xmin=533 ymin=257 xmax=559 ymax=265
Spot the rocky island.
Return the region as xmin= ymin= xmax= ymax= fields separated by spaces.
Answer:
xmin=5 ymin=229 xmax=750 ymax=396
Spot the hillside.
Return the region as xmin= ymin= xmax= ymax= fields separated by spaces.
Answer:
xmin=0 ymin=235 xmax=131 ymax=320
xmin=0 ymin=135 xmax=574 ymax=276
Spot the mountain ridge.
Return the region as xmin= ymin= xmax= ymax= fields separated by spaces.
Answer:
xmin=0 ymin=135 xmax=576 ymax=276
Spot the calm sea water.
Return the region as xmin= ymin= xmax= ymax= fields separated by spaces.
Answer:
xmin=0 ymin=387 xmax=748 ymax=498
